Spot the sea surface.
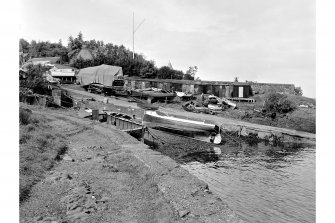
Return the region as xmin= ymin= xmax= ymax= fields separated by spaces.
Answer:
xmin=145 ymin=129 xmax=316 ymax=223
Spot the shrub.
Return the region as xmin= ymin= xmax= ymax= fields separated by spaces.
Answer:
xmin=263 ymin=93 xmax=297 ymax=114
xmin=19 ymin=108 xmax=32 ymax=125
xmin=294 ymin=87 xmax=303 ymax=96
xmin=19 ymin=64 xmax=50 ymax=95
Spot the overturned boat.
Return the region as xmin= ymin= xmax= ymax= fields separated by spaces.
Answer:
xmin=142 ymin=110 xmax=222 ymax=144
xmin=131 ymin=88 xmax=176 ymax=102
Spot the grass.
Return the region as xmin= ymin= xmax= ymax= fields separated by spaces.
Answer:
xmin=19 ymin=107 xmax=68 ymax=203
xmin=214 ymin=93 xmax=316 ymax=133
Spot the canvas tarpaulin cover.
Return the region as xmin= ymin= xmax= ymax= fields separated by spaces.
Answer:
xmin=77 ymin=64 xmax=123 ymax=86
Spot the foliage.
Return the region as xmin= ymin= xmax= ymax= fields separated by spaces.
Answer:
xmin=157 ymin=66 xmax=183 ymax=79
xmin=20 ymin=32 xmax=190 ymax=79
xmin=19 ymin=38 xmax=30 ymax=53
xmin=184 ymin=66 xmax=198 ymax=80
xmin=19 ymin=38 xmax=69 ymax=63
xmin=19 ymin=64 xmax=50 ymax=95
xmin=263 ymin=93 xmax=297 ymax=114
xmin=20 ymin=108 xmax=33 ymax=125
xmin=294 ymin=86 xmax=303 ymax=96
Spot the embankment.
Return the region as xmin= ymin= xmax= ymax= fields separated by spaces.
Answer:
xmin=62 ymin=86 xmax=315 ymax=144
xmin=19 ymin=105 xmax=243 ymax=223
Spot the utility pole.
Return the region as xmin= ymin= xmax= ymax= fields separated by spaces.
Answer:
xmin=132 ymin=12 xmax=134 ymax=59
xmin=132 ymin=12 xmax=145 ymax=60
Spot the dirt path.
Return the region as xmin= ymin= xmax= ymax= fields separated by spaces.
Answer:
xmin=20 ymin=107 xmax=242 ymax=223
xmin=63 ymin=87 xmax=140 ymax=109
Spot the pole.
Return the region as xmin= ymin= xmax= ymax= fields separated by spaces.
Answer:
xmin=133 ymin=12 xmax=135 ymax=59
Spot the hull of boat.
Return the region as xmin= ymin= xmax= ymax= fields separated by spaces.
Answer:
xmin=131 ymin=90 xmax=176 ymax=99
xmin=143 ymin=111 xmax=222 ymax=144
xmin=143 ymin=111 xmax=216 ymax=132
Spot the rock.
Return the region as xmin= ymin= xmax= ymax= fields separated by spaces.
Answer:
xmin=62 ymin=173 xmax=72 ymax=180
xmin=63 ymin=155 xmax=74 ymax=162
xmin=191 ymin=188 xmax=199 ymax=196
xmin=34 ymin=216 xmax=43 ymax=221
xmin=178 ymin=210 xmax=190 ymax=218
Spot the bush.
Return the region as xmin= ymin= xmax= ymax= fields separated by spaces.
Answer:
xmin=294 ymin=87 xmax=303 ymax=96
xmin=19 ymin=108 xmax=32 ymax=125
xmin=19 ymin=64 xmax=50 ymax=95
xmin=263 ymin=93 xmax=297 ymax=114
xmin=19 ymin=108 xmax=39 ymax=125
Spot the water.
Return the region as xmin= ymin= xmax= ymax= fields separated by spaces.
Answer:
xmin=145 ymin=129 xmax=316 ymax=223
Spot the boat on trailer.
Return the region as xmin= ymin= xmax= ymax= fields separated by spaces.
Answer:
xmin=142 ymin=110 xmax=222 ymax=144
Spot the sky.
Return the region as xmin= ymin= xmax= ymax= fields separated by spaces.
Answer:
xmin=19 ymin=0 xmax=315 ymax=97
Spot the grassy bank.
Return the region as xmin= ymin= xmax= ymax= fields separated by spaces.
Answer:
xmin=19 ymin=107 xmax=68 ymax=203
xmin=227 ymin=94 xmax=316 ymax=133
xmin=159 ymin=93 xmax=316 ymax=133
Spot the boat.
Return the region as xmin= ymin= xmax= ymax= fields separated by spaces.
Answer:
xmin=221 ymin=97 xmax=237 ymax=108
xmin=131 ymin=88 xmax=176 ymax=100
xmin=142 ymin=110 xmax=222 ymax=144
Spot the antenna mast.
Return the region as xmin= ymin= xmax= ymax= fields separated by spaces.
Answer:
xmin=132 ymin=12 xmax=134 ymax=59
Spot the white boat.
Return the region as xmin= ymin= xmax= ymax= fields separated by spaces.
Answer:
xmin=142 ymin=110 xmax=222 ymax=144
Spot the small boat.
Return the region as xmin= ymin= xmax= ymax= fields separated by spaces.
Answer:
xmin=142 ymin=110 xmax=222 ymax=144
xmin=131 ymin=88 xmax=176 ymax=100
xmin=221 ymin=97 xmax=236 ymax=108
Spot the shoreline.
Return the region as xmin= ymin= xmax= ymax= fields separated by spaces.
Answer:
xmin=62 ymin=85 xmax=315 ymax=144
xmin=20 ymin=104 xmax=243 ymax=222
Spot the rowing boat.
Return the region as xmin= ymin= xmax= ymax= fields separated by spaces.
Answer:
xmin=142 ymin=110 xmax=222 ymax=144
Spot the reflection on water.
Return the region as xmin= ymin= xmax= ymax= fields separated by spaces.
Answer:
xmin=145 ymin=129 xmax=315 ymax=223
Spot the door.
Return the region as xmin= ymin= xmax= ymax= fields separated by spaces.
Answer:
xmin=238 ymin=86 xmax=244 ymax=98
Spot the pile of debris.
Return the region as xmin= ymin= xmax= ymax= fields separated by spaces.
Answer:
xmin=182 ymin=94 xmax=237 ymax=114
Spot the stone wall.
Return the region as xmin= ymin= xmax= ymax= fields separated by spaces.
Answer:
xmin=250 ymin=83 xmax=295 ymax=95
xmin=124 ymin=77 xmax=295 ymax=97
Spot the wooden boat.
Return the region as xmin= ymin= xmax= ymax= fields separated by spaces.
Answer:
xmin=142 ymin=110 xmax=222 ymax=144
xmin=131 ymin=89 xmax=176 ymax=100
xmin=221 ymin=97 xmax=237 ymax=108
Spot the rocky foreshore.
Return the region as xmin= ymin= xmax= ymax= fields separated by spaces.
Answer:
xmin=20 ymin=105 xmax=243 ymax=223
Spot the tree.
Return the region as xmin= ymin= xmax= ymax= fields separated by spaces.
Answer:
xmin=19 ymin=64 xmax=50 ymax=95
xmin=234 ymin=77 xmax=239 ymax=82
xmin=157 ymin=66 xmax=176 ymax=79
xmin=184 ymin=66 xmax=198 ymax=80
xmin=19 ymin=38 xmax=30 ymax=53
xmin=294 ymin=86 xmax=303 ymax=96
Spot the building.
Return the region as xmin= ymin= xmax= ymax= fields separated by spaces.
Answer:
xmin=49 ymin=64 xmax=77 ymax=84
xmin=124 ymin=77 xmax=295 ymax=98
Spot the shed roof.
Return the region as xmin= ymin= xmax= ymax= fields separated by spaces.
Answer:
xmin=53 ymin=64 xmax=77 ymax=70
xmin=28 ymin=57 xmax=60 ymax=64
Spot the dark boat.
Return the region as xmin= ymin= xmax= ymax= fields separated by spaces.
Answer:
xmin=131 ymin=88 xmax=176 ymax=100
xmin=142 ymin=110 xmax=222 ymax=144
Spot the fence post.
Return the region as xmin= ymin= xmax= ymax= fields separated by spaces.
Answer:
xmin=92 ymin=109 xmax=99 ymax=120
xmin=107 ymin=113 xmax=112 ymax=125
